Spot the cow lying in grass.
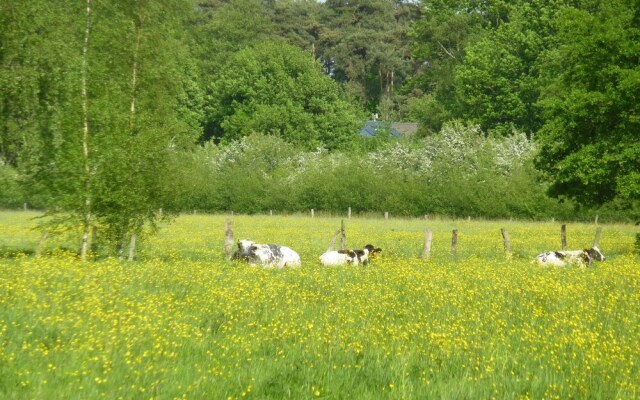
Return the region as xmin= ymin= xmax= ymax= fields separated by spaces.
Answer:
xmin=320 ymin=244 xmax=382 ymax=266
xmin=232 ymin=239 xmax=301 ymax=268
xmin=534 ymin=246 xmax=605 ymax=267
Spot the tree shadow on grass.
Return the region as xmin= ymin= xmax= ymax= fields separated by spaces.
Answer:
xmin=0 ymin=247 xmax=35 ymax=258
xmin=0 ymin=246 xmax=81 ymax=259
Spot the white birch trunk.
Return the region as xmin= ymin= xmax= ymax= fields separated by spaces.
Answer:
xmin=128 ymin=234 xmax=137 ymax=261
xmin=80 ymin=0 xmax=93 ymax=262
xmin=130 ymin=23 xmax=142 ymax=130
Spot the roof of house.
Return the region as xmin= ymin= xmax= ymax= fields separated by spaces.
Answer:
xmin=391 ymin=122 xmax=419 ymax=136
xmin=359 ymin=121 xmax=419 ymax=138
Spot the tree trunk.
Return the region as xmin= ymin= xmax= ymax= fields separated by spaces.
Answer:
xmin=391 ymin=70 xmax=394 ymax=94
xmin=128 ymin=234 xmax=137 ymax=261
xmin=36 ymin=231 xmax=48 ymax=257
xmin=80 ymin=0 xmax=93 ymax=262
xmin=130 ymin=19 xmax=143 ymax=131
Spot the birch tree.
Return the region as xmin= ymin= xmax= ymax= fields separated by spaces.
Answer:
xmin=80 ymin=0 xmax=93 ymax=261
xmin=87 ymin=0 xmax=202 ymax=257
xmin=3 ymin=0 xmax=202 ymax=259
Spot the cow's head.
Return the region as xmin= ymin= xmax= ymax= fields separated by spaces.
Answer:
xmin=364 ymin=244 xmax=382 ymax=256
xmin=587 ymin=246 xmax=605 ymax=262
xmin=233 ymin=239 xmax=256 ymax=258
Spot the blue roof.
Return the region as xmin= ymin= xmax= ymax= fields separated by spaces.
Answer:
xmin=359 ymin=121 xmax=402 ymax=138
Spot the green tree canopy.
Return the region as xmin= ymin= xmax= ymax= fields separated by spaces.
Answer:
xmin=536 ymin=0 xmax=640 ymax=207
xmin=453 ymin=1 xmax=559 ymax=135
xmin=406 ymin=0 xmax=512 ymax=133
xmin=207 ymin=41 xmax=362 ymax=150
xmin=319 ymin=0 xmax=418 ymax=115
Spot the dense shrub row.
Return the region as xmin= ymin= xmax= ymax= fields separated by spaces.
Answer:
xmin=3 ymin=123 xmax=634 ymax=221
xmin=168 ymin=123 xmax=579 ymax=220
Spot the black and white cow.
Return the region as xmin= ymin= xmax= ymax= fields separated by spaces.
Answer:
xmin=319 ymin=244 xmax=382 ymax=266
xmin=534 ymin=246 xmax=605 ymax=267
xmin=232 ymin=239 xmax=301 ymax=268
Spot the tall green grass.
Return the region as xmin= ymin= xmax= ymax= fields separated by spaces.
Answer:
xmin=1 ymin=211 xmax=639 ymax=399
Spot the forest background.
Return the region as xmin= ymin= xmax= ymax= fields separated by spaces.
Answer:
xmin=0 ymin=0 xmax=638 ymax=256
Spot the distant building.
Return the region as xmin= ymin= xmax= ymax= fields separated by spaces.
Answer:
xmin=390 ymin=122 xmax=419 ymax=136
xmin=359 ymin=121 xmax=418 ymax=138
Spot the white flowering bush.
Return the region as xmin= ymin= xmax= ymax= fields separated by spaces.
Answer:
xmin=363 ymin=142 xmax=435 ymax=177
xmin=493 ymin=131 xmax=537 ymax=174
xmin=170 ymin=126 xmax=568 ymax=219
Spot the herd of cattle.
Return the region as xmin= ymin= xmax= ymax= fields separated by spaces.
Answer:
xmin=231 ymin=239 xmax=606 ymax=268
xmin=231 ymin=239 xmax=382 ymax=268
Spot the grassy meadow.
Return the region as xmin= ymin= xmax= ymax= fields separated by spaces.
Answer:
xmin=1 ymin=210 xmax=639 ymax=399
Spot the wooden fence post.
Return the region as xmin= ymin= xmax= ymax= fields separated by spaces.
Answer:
xmin=384 ymin=212 xmax=389 ymax=220
xmin=348 ymin=207 xmax=352 ymax=219
xmin=327 ymin=229 xmax=341 ymax=252
xmin=595 ymin=214 xmax=599 ymax=225
xmin=593 ymin=226 xmax=603 ymax=248
xmin=224 ymin=219 xmax=234 ymax=259
xmin=561 ymin=224 xmax=567 ymax=251
xmin=311 ymin=209 xmax=315 ymax=218
xmin=340 ymin=219 xmax=346 ymax=250
xmin=128 ymin=234 xmax=137 ymax=261
xmin=451 ymin=229 xmax=458 ymax=256
xmin=421 ymin=228 xmax=433 ymax=259
xmin=501 ymin=227 xmax=512 ymax=259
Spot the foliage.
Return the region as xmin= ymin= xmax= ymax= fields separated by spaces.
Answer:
xmin=318 ymin=0 xmax=419 ymax=115
xmin=535 ymin=0 xmax=640 ymax=208
xmin=0 ymin=162 xmax=23 ymax=208
xmin=2 ymin=0 xmax=639 ymax=227
xmin=207 ymin=42 xmax=362 ymax=150
xmin=0 ymin=0 xmax=202 ymax=256
xmin=406 ymin=0 xmax=512 ymax=133
xmin=452 ymin=1 xmax=561 ymax=136
xmin=1 ymin=212 xmax=639 ymax=398
xmin=172 ymin=124 xmax=579 ymax=220
xmin=408 ymin=0 xmax=639 ymax=211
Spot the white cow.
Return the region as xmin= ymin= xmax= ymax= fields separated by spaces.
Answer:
xmin=320 ymin=244 xmax=382 ymax=266
xmin=232 ymin=239 xmax=301 ymax=268
xmin=534 ymin=246 xmax=605 ymax=267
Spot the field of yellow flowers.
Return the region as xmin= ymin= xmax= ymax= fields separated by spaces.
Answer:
xmin=1 ymin=211 xmax=639 ymax=399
